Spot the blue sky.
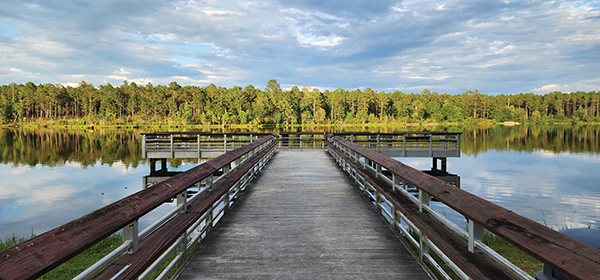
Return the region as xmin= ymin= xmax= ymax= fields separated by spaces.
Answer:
xmin=0 ymin=0 xmax=599 ymax=95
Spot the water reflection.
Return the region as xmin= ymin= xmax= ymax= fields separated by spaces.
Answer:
xmin=1 ymin=125 xmax=599 ymax=239
xmin=400 ymin=150 xmax=600 ymax=229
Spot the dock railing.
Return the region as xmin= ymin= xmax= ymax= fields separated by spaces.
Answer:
xmin=338 ymin=131 xmax=461 ymax=157
xmin=0 ymin=135 xmax=278 ymax=280
xmin=142 ymin=132 xmax=274 ymax=158
xmin=327 ymin=134 xmax=600 ymax=280
xmin=278 ymin=132 xmax=327 ymax=150
xmin=141 ymin=131 xmax=460 ymax=158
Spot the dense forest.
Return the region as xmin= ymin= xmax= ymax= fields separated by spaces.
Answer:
xmin=1 ymin=79 xmax=599 ymax=125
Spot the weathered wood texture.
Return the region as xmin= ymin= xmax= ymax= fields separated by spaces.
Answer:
xmin=334 ymin=131 xmax=462 ymax=135
xmin=329 ymin=144 xmax=517 ymax=280
xmin=176 ymin=150 xmax=431 ymax=280
xmin=93 ymin=141 xmax=278 ymax=279
xmin=0 ymin=136 xmax=275 ymax=280
xmin=329 ymin=135 xmax=600 ymax=280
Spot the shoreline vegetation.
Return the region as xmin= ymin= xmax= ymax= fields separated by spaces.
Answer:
xmin=2 ymin=80 xmax=600 ymax=127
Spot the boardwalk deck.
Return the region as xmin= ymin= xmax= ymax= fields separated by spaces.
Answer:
xmin=175 ymin=150 xmax=432 ymax=279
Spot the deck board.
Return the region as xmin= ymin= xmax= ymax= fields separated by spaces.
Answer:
xmin=176 ymin=150 xmax=431 ymax=279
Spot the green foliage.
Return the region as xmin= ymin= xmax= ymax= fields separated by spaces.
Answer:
xmin=484 ymin=232 xmax=543 ymax=276
xmin=1 ymin=81 xmax=599 ymax=126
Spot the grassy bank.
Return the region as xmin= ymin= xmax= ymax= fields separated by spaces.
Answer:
xmin=1 ymin=233 xmax=203 ymax=280
xmin=1 ymin=234 xmax=122 ymax=279
xmin=2 ymin=115 xmax=586 ymax=130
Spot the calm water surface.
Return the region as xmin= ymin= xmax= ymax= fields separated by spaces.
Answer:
xmin=0 ymin=125 xmax=599 ymax=238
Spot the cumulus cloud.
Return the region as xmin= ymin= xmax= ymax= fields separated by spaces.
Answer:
xmin=0 ymin=0 xmax=599 ymax=94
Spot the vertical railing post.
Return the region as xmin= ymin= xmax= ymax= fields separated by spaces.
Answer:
xmin=206 ymin=205 xmax=214 ymax=233
xmin=197 ymin=134 xmax=201 ymax=158
xmin=393 ymin=173 xmax=400 ymax=191
xmin=224 ymin=134 xmax=227 ymax=153
xmin=403 ymin=134 xmax=407 ymax=157
xmin=224 ymin=163 xmax=231 ymax=178
xmin=177 ymin=190 xmax=188 ymax=213
xmin=123 ymin=221 xmax=139 ymax=254
xmin=419 ymin=189 xmax=430 ymax=213
xmin=223 ymin=190 xmax=230 ymax=211
xmin=429 ymin=133 xmax=433 ymax=157
xmin=376 ymin=134 xmax=380 ymax=153
xmin=170 ymin=134 xmax=174 ymax=158
xmin=177 ymin=232 xmax=187 ymax=261
xmin=207 ymin=174 xmax=214 ymax=191
xmin=468 ymin=220 xmax=484 ymax=253
xmin=376 ymin=163 xmax=382 ymax=178
xmin=376 ymin=192 xmax=384 ymax=214
xmin=420 ymin=232 xmax=430 ymax=260
xmin=142 ymin=134 xmax=147 ymax=158
xmin=456 ymin=134 xmax=461 ymax=157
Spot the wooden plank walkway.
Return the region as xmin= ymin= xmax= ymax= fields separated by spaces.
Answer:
xmin=176 ymin=150 xmax=432 ymax=279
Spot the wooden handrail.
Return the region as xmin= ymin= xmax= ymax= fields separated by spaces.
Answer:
xmin=328 ymin=135 xmax=600 ymax=280
xmin=141 ymin=132 xmax=275 ymax=136
xmin=328 ymin=144 xmax=517 ymax=279
xmin=92 ymin=140 xmax=278 ymax=279
xmin=0 ymin=136 xmax=276 ymax=280
xmin=334 ymin=131 xmax=462 ymax=135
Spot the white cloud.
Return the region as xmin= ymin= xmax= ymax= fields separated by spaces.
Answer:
xmin=0 ymin=0 xmax=599 ymax=94
xmin=533 ymin=84 xmax=570 ymax=93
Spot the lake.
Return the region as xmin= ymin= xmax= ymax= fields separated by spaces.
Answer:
xmin=1 ymin=125 xmax=599 ymax=238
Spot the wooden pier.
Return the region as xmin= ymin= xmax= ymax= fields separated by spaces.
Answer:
xmin=1 ymin=132 xmax=599 ymax=280
xmin=175 ymin=150 xmax=432 ymax=279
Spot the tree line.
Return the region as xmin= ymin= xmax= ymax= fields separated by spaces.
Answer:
xmin=1 ymin=79 xmax=599 ymax=125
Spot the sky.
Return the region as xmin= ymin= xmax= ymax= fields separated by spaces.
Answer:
xmin=1 ymin=0 xmax=599 ymax=95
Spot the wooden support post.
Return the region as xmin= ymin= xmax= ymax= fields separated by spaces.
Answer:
xmin=206 ymin=206 xmax=214 ymax=232
xmin=420 ymin=232 xmax=430 ymax=260
xmin=160 ymin=158 xmax=167 ymax=172
xmin=177 ymin=190 xmax=187 ymax=213
xmin=429 ymin=134 xmax=433 ymax=157
xmin=224 ymin=163 xmax=231 ymax=178
xmin=403 ymin=134 xmax=407 ymax=157
xmin=468 ymin=220 xmax=484 ymax=253
xmin=419 ymin=190 xmax=430 ymax=213
xmin=170 ymin=134 xmax=174 ymax=158
xmin=224 ymin=134 xmax=227 ymax=153
xmin=197 ymin=134 xmax=201 ymax=158
xmin=142 ymin=135 xmax=147 ymax=158
xmin=393 ymin=173 xmax=400 ymax=191
xmin=223 ymin=191 xmax=230 ymax=211
xmin=207 ymin=175 xmax=214 ymax=191
xmin=376 ymin=134 xmax=380 ymax=153
xmin=123 ymin=221 xmax=139 ymax=254
xmin=150 ymin=159 xmax=157 ymax=175
xmin=441 ymin=158 xmax=447 ymax=173
xmin=177 ymin=232 xmax=187 ymax=261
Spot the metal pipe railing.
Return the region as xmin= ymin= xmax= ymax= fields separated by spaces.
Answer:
xmin=327 ymin=134 xmax=600 ymax=280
